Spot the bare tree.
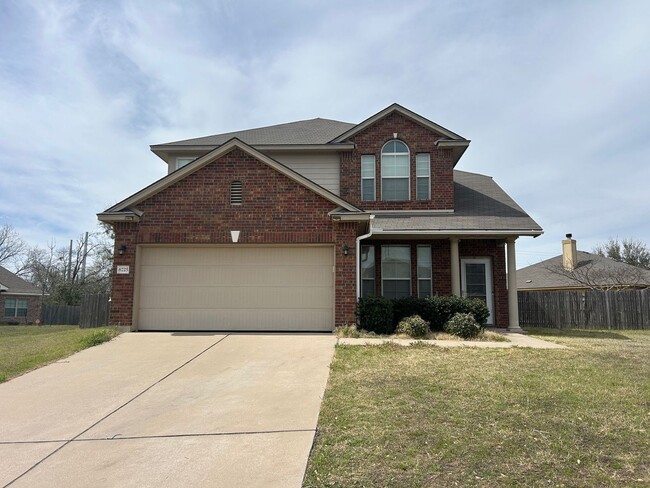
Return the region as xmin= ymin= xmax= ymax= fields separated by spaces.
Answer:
xmin=0 ymin=224 xmax=27 ymax=271
xmin=593 ymin=238 xmax=650 ymax=270
xmin=21 ymin=226 xmax=114 ymax=305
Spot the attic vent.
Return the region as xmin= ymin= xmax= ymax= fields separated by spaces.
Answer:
xmin=230 ymin=180 xmax=243 ymax=205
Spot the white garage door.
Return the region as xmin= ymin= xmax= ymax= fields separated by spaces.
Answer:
xmin=136 ymin=246 xmax=334 ymax=331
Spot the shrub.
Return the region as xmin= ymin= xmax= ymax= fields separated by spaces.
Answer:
xmin=395 ymin=315 xmax=430 ymax=338
xmin=356 ymin=297 xmax=395 ymax=335
xmin=444 ymin=312 xmax=482 ymax=339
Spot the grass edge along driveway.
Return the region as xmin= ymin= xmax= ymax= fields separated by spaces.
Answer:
xmin=0 ymin=325 xmax=119 ymax=383
xmin=304 ymin=329 xmax=650 ymax=487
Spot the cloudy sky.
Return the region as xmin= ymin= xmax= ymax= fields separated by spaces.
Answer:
xmin=1 ymin=0 xmax=648 ymax=268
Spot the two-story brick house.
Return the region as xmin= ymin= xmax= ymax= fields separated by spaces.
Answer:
xmin=98 ymin=104 xmax=542 ymax=332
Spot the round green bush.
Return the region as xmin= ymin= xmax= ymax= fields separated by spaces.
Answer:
xmin=444 ymin=312 xmax=482 ymax=339
xmin=395 ymin=315 xmax=430 ymax=338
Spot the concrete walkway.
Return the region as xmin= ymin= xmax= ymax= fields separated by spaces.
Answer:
xmin=0 ymin=333 xmax=336 ymax=487
xmin=338 ymin=331 xmax=567 ymax=349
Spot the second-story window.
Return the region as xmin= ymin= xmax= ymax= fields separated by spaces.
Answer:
xmin=230 ymin=181 xmax=243 ymax=205
xmin=361 ymin=155 xmax=376 ymax=201
xmin=416 ymin=153 xmax=431 ymax=200
xmin=381 ymin=140 xmax=409 ymax=201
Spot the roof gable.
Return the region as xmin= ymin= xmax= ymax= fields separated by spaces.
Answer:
xmin=100 ymin=138 xmax=362 ymax=219
xmin=330 ymin=103 xmax=468 ymax=143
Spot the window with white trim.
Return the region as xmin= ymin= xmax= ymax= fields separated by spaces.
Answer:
xmin=381 ymin=140 xmax=410 ymax=201
xmin=175 ymin=157 xmax=196 ymax=170
xmin=361 ymin=245 xmax=375 ymax=297
xmin=230 ymin=181 xmax=243 ymax=205
xmin=361 ymin=155 xmax=376 ymax=201
xmin=4 ymin=299 xmax=27 ymax=318
xmin=381 ymin=245 xmax=411 ymax=299
xmin=416 ymin=153 xmax=430 ymax=200
xmin=417 ymin=245 xmax=432 ymax=298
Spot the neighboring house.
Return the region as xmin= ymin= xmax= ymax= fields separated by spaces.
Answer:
xmin=98 ymin=104 xmax=542 ymax=332
xmin=0 ymin=265 xmax=43 ymax=324
xmin=518 ymin=235 xmax=650 ymax=291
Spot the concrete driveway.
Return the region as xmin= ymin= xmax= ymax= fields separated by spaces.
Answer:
xmin=0 ymin=332 xmax=336 ymax=487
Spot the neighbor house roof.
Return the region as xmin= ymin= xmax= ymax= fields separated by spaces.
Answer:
xmin=369 ymin=170 xmax=543 ymax=236
xmin=0 ymin=265 xmax=42 ymax=296
xmin=517 ymin=251 xmax=650 ymax=290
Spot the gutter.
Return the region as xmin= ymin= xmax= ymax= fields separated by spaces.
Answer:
xmin=356 ymin=217 xmax=374 ymax=299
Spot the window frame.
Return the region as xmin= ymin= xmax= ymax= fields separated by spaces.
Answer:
xmin=175 ymin=157 xmax=196 ymax=170
xmin=360 ymin=245 xmax=376 ymax=297
xmin=380 ymin=140 xmax=410 ymax=201
xmin=381 ymin=245 xmax=411 ymax=299
xmin=360 ymin=155 xmax=376 ymax=201
xmin=416 ymin=153 xmax=431 ymax=201
xmin=417 ymin=245 xmax=432 ymax=298
xmin=4 ymin=298 xmax=28 ymax=318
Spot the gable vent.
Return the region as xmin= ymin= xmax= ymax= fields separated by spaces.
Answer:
xmin=230 ymin=180 xmax=243 ymax=205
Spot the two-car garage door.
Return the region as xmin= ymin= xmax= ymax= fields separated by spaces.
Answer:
xmin=136 ymin=246 xmax=334 ymax=332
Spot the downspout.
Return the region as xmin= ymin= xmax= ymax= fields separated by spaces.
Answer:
xmin=355 ymin=217 xmax=374 ymax=299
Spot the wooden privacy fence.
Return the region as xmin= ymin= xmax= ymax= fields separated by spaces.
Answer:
xmin=40 ymin=293 xmax=110 ymax=327
xmin=41 ymin=304 xmax=80 ymax=325
xmin=80 ymin=293 xmax=110 ymax=328
xmin=518 ymin=289 xmax=650 ymax=329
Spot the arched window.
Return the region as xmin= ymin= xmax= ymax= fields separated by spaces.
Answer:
xmin=381 ymin=140 xmax=410 ymax=201
xmin=230 ymin=180 xmax=243 ymax=205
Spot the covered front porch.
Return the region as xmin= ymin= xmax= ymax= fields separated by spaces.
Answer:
xmin=357 ymin=232 xmax=522 ymax=330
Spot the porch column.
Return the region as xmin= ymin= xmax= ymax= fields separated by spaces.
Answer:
xmin=450 ymin=237 xmax=461 ymax=296
xmin=506 ymin=237 xmax=523 ymax=332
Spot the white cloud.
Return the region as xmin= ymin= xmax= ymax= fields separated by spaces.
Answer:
xmin=0 ymin=0 xmax=648 ymax=265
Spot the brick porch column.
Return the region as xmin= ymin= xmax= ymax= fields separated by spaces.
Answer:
xmin=506 ymin=237 xmax=523 ymax=332
xmin=450 ymin=237 xmax=461 ymax=296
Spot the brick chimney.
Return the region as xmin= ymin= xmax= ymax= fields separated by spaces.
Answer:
xmin=562 ymin=233 xmax=578 ymax=271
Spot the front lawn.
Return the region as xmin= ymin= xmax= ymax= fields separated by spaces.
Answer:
xmin=0 ymin=325 xmax=119 ymax=383
xmin=304 ymin=329 xmax=650 ymax=487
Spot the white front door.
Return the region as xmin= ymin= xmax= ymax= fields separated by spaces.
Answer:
xmin=461 ymin=258 xmax=494 ymax=325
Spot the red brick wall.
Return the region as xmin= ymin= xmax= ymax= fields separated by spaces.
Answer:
xmin=362 ymin=238 xmax=509 ymax=327
xmin=340 ymin=112 xmax=455 ymax=210
xmin=109 ymin=148 xmax=359 ymax=327
xmin=1 ymin=294 xmax=42 ymax=325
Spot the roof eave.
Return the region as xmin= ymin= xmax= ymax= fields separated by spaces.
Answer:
xmin=369 ymin=229 xmax=544 ymax=238
xmin=435 ymin=140 xmax=471 ymax=166
xmin=97 ymin=212 xmax=141 ymax=223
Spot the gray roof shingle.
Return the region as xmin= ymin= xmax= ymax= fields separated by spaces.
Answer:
xmin=371 ymin=170 xmax=543 ymax=234
xmin=0 ymin=265 xmax=42 ymax=295
xmin=517 ymin=251 xmax=650 ymax=290
xmin=155 ymin=118 xmax=356 ymax=147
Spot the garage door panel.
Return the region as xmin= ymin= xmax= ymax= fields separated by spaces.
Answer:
xmin=139 ymin=265 xmax=333 ymax=287
xmin=140 ymin=247 xmax=331 ymax=267
xmin=137 ymin=246 xmax=334 ymax=331
xmin=139 ymin=285 xmax=333 ymax=309
xmin=138 ymin=308 xmax=333 ymax=331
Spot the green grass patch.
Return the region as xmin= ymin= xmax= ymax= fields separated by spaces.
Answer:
xmin=305 ymin=330 xmax=650 ymax=487
xmin=0 ymin=325 xmax=120 ymax=383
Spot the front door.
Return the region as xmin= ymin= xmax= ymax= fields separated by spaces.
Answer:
xmin=461 ymin=258 xmax=494 ymax=325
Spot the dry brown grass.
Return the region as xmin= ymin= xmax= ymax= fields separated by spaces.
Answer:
xmin=305 ymin=329 xmax=650 ymax=487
